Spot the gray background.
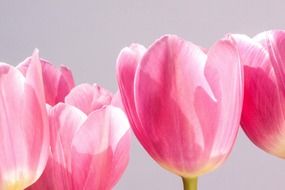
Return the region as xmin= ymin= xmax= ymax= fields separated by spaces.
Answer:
xmin=1 ymin=0 xmax=285 ymax=189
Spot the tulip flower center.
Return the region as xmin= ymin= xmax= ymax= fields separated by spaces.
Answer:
xmin=4 ymin=180 xmax=26 ymax=190
xmin=2 ymin=172 xmax=31 ymax=190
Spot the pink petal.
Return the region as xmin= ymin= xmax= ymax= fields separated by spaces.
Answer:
xmin=134 ymin=35 xmax=212 ymax=176
xmin=0 ymin=50 xmax=49 ymax=189
xmin=27 ymin=103 xmax=87 ymax=190
xmin=234 ymin=32 xmax=285 ymax=158
xmin=241 ymin=65 xmax=285 ymax=157
xmin=133 ymin=35 xmax=242 ymax=177
xmin=18 ymin=56 xmax=75 ymax=106
xmin=0 ymin=63 xmax=26 ymax=189
xmin=116 ymin=43 xmax=150 ymax=151
xmin=200 ymin=37 xmax=243 ymax=161
xmin=232 ymin=34 xmax=270 ymax=68
xmin=71 ymin=106 xmax=130 ymax=190
xmin=267 ymin=31 xmax=285 ymax=96
xmin=59 ymin=65 xmax=75 ymax=95
xmin=22 ymin=50 xmax=50 ymax=185
xmin=65 ymin=83 xmax=113 ymax=114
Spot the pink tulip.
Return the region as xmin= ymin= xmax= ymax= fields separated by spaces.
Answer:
xmin=116 ymin=35 xmax=243 ymax=188
xmin=28 ymin=83 xmax=131 ymax=190
xmin=0 ymin=51 xmax=49 ymax=189
xmin=18 ymin=57 xmax=75 ymax=106
xmin=232 ymin=30 xmax=285 ymax=158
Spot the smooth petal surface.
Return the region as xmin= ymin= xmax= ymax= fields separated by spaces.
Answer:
xmin=71 ymin=106 xmax=130 ymax=190
xmin=201 ymin=38 xmax=243 ymax=165
xmin=27 ymin=103 xmax=87 ymax=190
xmin=134 ymin=35 xmax=210 ymax=176
xmin=267 ymin=31 xmax=285 ymax=96
xmin=65 ymin=83 xmax=112 ymax=115
xmin=18 ymin=57 xmax=75 ymax=106
xmin=234 ymin=31 xmax=285 ymax=158
xmin=0 ymin=51 xmax=49 ymax=189
xmin=116 ymin=44 xmax=152 ymax=152
xmin=28 ymin=103 xmax=130 ymax=190
xmin=118 ymin=35 xmax=243 ymax=177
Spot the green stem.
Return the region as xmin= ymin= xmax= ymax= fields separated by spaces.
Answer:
xmin=182 ymin=177 xmax=198 ymax=190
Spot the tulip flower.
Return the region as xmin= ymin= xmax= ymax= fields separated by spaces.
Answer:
xmin=18 ymin=57 xmax=75 ymax=106
xmin=232 ymin=30 xmax=285 ymax=158
xmin=28 ymin=83 xmax=131 ymax=190
xmin=0 ymin=51 xmax=49 ymax=190
xmin=116 ymin=35 xmax=243 ymax=189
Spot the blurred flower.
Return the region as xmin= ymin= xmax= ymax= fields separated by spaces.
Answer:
xmin=28 ymin=83 xmax=131 ymax=190
xmin=0 ymin=51 xmax=49 ymax=190
xmin=116 ymin=35 xmax=243 ymax=181
xmin=233 ymin=30 xmax=285 ymax=158
xmin=18 ymin=57 xmax=75 ymax=106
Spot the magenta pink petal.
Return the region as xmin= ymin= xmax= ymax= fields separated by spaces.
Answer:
xmin=117 ymin=35 xmax=243 ymax=177
xmin=17 ymin=56 xmax=75 ymax=106
xmin=234 ymin=31 xmax=285 ymax=158
xmin=21 ymin=50 xmax=49 ymax=185
xmin=134 ymin=35 xmax=216 ymax=176
xmin=266 ymin=31 xmax=285 ymax=96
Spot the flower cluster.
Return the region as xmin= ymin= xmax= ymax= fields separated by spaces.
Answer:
xmin=0 ymin=30 xmax=284 ymax=190
xmin=0 ymin=51 xmax=130 ymax=190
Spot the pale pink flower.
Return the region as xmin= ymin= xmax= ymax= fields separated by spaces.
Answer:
xmin=117 ymin=35 xmax=243 ymax=178
xmin=233 ymin=30 xmax=285 ymax=158
xmin=0 ymin=51 xmax=49 ymax=189
xmin=28 ymin=84 xmax=131 ymax=190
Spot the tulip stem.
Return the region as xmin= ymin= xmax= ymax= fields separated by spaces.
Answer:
xmin=182 ymin=177 xmax=198 ymax=190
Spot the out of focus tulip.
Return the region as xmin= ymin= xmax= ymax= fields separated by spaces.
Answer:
xmin=0 ymin=51 xmax=49 ymax=190
xmin=28 ymin=83 xmax=131 ymax=190
xmin=233 ymin=30 xmax=285 ymax=158
xmin=18 ymin=57 xmax=75 ymax=106
xmin=116 ymin=35 xmax=243 ymax=188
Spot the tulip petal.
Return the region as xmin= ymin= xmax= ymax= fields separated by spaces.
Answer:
xmin=233 ymin=34 xmax=270 ymax=68
xmin=22 ymin=51 xmax=49 ymax=185
xmin=59 ymin=65 xmax=75 ymax=96
xmin=266 ymin=31 xmax=285 ymax=96
xmin=242 ymin=66 xmax=285 ymax=156
xmin=116 ymin=44 xmax=147 ymax=139
xmin=0 ymin=51 xmax=49 ymax=189
xmin=134 ymin=35 xmax=217 ymax=176
xmin=71 ymin=106 xmax=130 ymax=190
xmin=201 ymin=38 xmax=243 ymax=159
xmin=18 ymin=57 xmax=75 ymax=106
xmin=65 ymin=83 xmax=113 ymax=114
xmin=27 ymin=103 xmax=87 ymax=190
xmin=234 ymin=32 xmax=285 ymax=158
xmin=0 ymin=63 xmax=27 ymax=189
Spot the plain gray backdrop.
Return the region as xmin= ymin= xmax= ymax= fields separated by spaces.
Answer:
xmin=1 ymin=0 xmax=285 ymax=189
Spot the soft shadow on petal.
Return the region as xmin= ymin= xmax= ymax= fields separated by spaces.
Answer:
xmin=71 ymin=106 xmax=130 ymax=189
xmin=65 ymin=83 xmax=113 ymax=114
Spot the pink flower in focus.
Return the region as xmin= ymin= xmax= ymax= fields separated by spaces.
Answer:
xmin=117 ymin=35 xmax=243 ymax=177
xmin=233 ymin=30 xmax=285 ymax=158
xmin=28 ymin=83 xmax=131 ymax=190
xmin=0 ymin=51 xmax=49 ymax=189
